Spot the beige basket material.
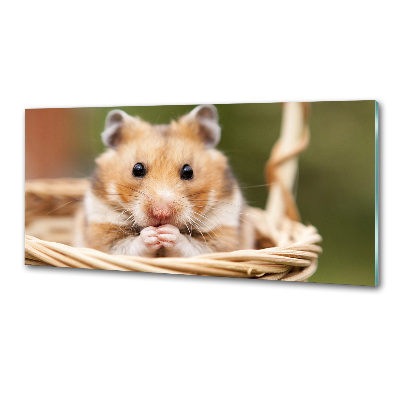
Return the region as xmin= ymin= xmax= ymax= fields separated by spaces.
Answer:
xmin=265 ymin=102 xmax=311 ymax=224
xmin=27 ymin=216 xmax=76 ymax=246
xmin=24 ymin=102 xmax=322 ymax=281
xmin=25 ymin=179 xmax=89 ymax=226
xmin=25 ymin=231 xmax=321 ymax=280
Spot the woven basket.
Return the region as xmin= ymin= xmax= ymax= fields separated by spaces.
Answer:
xmin=25 ymin=103 xmax=322 ymax=281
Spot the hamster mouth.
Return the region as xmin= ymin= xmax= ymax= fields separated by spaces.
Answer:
xmin=147 ymin=217 xmax=175 ymax=227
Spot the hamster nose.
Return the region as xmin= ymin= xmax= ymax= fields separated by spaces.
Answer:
xmin=151 ymin=204 xmax=173 ymax=220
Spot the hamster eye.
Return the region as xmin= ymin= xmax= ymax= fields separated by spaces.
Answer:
xmin=132 ymin=163 xmax=146 ymax=178
xmin=180 ymin=164 xmax=193 ymax=180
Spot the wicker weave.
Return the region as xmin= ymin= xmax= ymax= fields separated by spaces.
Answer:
xmin=25 ymin=103 xmax=322 ymax=281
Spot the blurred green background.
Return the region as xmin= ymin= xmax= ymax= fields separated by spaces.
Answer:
xmin=26 ymin=101 xmax=376 ymax=286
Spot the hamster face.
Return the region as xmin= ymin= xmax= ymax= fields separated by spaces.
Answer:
xmin=90 ymin=106 xmax=239 ymax=233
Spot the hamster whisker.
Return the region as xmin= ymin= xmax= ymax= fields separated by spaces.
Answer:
xmin=204 ymin=209 xmax=246 ymax=238
xmin=136 ymin=190 xmax=151 ymax=201
xmin=113 ymin=182 xmax=134 ymax=191
xmin=46 ymin=198 xmax=81 ymax=215
xmin=113 ymin=183 xmax=150 ymax=200
xmin=184 ymin=221 xmax=192 ymax=237
xmin=181 ymin=191 xmax=210 ymax=199
xmin=189 ymin=200 xmax=245 ymax=209
xmin=217 ymin=202 xmax=254 ymax=212
xmin=208 ymin=205 xmax=251 ymax=217
xmin=102 ymin=208 xmax=132 ymax=238
xmin=238 ymin=183 xmax=272 ymax=190
xmin=190 ymin=214 xmax=207 ymax=230
xmin=190 ymin=214 xmax=224 ymax=241
xmin=104 ymin=221 xmax=116 ymax=237
xmin=93 ymin=192 xmax=126 ymax=196
xmin=198 ymin=204 xmax=251 ymax=227
xmin=153 ymin=115 xmax=161 ymax=125
xmin=191 ymin=211 xmax=225 ymax=236
xmin=187 ymin=217 xmax=207 ymax=245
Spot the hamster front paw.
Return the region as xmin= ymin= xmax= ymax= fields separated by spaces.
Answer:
xmin=157 ymin=224 xmax=203 ymax=257
xmin=138 ymin=226 xmax=162 ymax=255
xmin=129 ymin=224 xmax=208 ymax=257
xmin=157 ymin=224 xmax=181 ymax=249
xmin=134 ymin=225 xmax=184 ymax=257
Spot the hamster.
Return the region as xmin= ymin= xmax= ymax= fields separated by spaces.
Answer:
xmin=76 ymin=105 xmax=255 ymax=257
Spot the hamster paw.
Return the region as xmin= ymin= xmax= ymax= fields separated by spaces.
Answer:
xmin=156 ymin=224 xmax=181 ymax=249
xmin=139 ymin=226 xmax=162 ymax=253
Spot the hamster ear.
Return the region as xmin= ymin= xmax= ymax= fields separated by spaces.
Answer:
xmin=183 ymin=105 xmax=221 ymax=148
xmin=101 ymin=110 xmax=135 ymax=149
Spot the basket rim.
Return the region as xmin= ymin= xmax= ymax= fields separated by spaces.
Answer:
xmin=25 ymin=212 xmax=322 ymax=280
